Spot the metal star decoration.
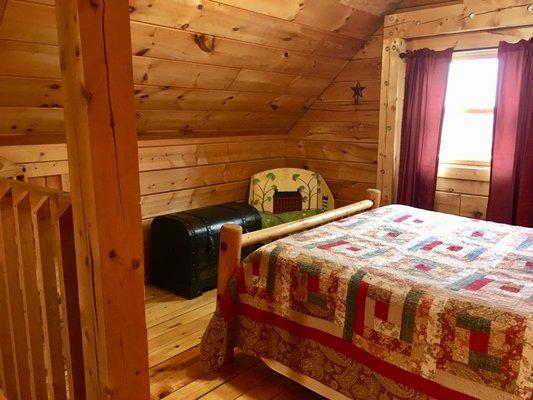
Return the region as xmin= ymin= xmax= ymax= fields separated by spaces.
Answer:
xmin=351 ymin=81 xmax=366 ymax=105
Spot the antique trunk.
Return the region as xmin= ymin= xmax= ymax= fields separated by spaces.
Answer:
xmin=149 ymin=203 xmax=261 ymax=299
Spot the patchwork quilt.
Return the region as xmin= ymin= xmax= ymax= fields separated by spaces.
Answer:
xmin=201 ymin=205 xmax=533 ymax=400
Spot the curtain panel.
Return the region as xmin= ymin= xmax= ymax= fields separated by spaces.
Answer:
xmin=397 ymin=48 xmax=453 ymax=210
xmin=487 ymin=38 xmax=533 ymax=227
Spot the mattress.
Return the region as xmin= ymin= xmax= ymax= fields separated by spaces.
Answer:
xmin=201 ymin=205 xmax=532 ymax=400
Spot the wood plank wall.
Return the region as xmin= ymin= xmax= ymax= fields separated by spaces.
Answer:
xmin=286 ymin=29 xmax=384 ymax=206
xmin=0 ymin=0 xmax=474 ymax=222
xmin=0 ymin=0 xmax=405 ymax=231
xmin=435 ymin=163 xmax=490 ymax=219
xmin=0 ymin=0 xmax=399 ymax=144
xmin=0 ymin=136 xmax=286 ymax=244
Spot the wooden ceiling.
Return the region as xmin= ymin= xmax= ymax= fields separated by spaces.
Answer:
xmin=0 ymin=0 xmax=453 ymax=143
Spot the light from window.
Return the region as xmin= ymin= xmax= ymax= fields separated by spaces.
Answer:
xmin=439 ymin=52 xmax=499 ymax=163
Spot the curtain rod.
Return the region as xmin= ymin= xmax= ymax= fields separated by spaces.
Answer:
xmin=399 ymin=46 xmax=498 ymax=59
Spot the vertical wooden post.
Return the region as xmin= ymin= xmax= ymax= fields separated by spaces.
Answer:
xmin=377 ymin=38 xmax=407 ymax=205
xmin=217 ymin=223 xmax=242 ymax=364
xmin=54 ymin=0 xmax=150 ymax=398
xmin=366 ymin=189 xmax=382 ymax=209
xmin=217 ymin=224 xmax=243 ymax=298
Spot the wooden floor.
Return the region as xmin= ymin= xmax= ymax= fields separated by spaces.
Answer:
xmin=146 ymin=285 xmax=325 ymax=400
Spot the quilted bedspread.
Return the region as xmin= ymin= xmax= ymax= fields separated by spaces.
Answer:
xmin=201 ymin=205 xmax=533 ymax=400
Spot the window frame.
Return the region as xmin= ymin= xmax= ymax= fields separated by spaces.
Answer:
xmin=438 ymin=48 xmax=498 ymax=167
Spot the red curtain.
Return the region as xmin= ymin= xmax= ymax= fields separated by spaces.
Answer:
xmin=397 ymin=48 xmax=453 ymax=210
xmin=487 ymin=39 xmax=533 ymax=227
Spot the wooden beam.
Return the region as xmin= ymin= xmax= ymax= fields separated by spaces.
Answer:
xmin=376 ymin=38 xmax=406 ymax=205
xmin=406 ymin=26 xmax=533 ymax=51
xmin=384 ymin=0 xmax=533 ymax=39
xmin=0 ymin=0 xmax=6 ymax=25
xmin=54 ymin=0 xmax=150 ymax=398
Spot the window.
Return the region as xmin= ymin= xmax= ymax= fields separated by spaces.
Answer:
xmin=438 ymin=50 xmax=499 ymax=164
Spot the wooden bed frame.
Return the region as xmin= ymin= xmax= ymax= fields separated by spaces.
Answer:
xmin=215 ymin=188 xmax=381 ymax=398
xmin=217 ymin=188 xmax=381 ymax=296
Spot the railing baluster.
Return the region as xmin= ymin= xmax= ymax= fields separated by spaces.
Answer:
xmin=0 ymin=187 xmax=32 ymax=399
xmin=0 ymin=178 xmax=82 ymax=400
xmin=56 ymin=205 xmax=85 ymax=399
xmin=13 ymin=191 xmax=48 ymax=399
xmin=0 ymin=186 xmax=18 ymax=400
xmin=34 ymin=195 xmax=68 ymax=400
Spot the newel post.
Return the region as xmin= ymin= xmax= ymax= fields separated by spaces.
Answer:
xmin=54 ymin=0 xmax=150 ymax=398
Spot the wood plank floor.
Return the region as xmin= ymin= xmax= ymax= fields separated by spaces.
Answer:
xmin=146 ymin=285 xmax=325 ymax=400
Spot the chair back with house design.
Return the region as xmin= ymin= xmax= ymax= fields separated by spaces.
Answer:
xmin=248 ymin=168 xmax=334 ymax=227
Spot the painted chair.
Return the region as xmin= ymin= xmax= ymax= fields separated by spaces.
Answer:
xmin=248 ymin=168 xmax=334 ymax=228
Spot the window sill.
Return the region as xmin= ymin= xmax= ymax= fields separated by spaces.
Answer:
xmin=437 ymin=163 xmax=490 ymax=182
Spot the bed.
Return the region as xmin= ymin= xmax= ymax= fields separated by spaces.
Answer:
xmin=201 ymin=190 xmax=532 ymax=400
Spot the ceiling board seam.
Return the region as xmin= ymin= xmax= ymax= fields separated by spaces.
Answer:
xmin=129 ymin=20 xmax=355 ymax=61
xmin=189 ymin=0 xmax=379 ymax=41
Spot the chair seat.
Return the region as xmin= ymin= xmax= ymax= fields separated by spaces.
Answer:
xmin=259 ymin=209 xmax=320 ymax=228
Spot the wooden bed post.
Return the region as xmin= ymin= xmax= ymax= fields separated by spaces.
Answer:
xmin=217 ymin=224 xmax=243 ymax=298
xmin=54 ymin=0 xmax=150 ymax=398
xmin=367 ymin=188 xmax=382 ymax=209
xmin=216 ymin=224 xmax=243 ymax=364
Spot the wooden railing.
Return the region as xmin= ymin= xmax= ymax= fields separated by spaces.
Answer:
xmin=0 ymin=178 xmax=84 ymax=400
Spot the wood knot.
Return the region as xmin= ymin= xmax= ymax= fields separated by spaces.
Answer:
xmin=193 ymin=33 xmax=215 ymax=53
xmin=108 ymin=249 xmax=117 ymax=259
xmin=135 ymin=48 xmax=150 ymax=56
xmin=269 ymin=100 xmax=279 ymax=110
xmin=128 ymin=5 xmax=135 ymax=12
xmin=131 ymin=259 xmax=141 ymax=270
xmin=49 ymin=83 xmax=61 ymax=90
xmin=220 ymin=242 xmax=228 ymax=252
xmin=80 ymin=85 xmax=92 ymax=104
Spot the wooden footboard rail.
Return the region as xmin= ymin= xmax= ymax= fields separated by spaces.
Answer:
xmin=0 ymin=178 xmax=85 ymax=400
xmin=217 ymin=188 xmax=381 ymax=298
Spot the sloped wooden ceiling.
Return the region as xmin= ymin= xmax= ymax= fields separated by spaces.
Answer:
xmin=0 ymin=0 xmax=452 ymax=143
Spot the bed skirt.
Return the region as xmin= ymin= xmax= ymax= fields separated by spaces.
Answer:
xmin=201 ymin=308 xmax=433 ymax=400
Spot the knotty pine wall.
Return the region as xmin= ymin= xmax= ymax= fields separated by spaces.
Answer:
xmin=286 ymin=29 xmax=383 ymax=206
xmin=0 ymin=0 xmax=394 ymax=143
xmin=0 ymin=136 xmax=286 ymax=263
xmin=0 ymin=0 xmax=460 ymax=224
xmin=0 ymin=0 xmax=410 ymax=228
